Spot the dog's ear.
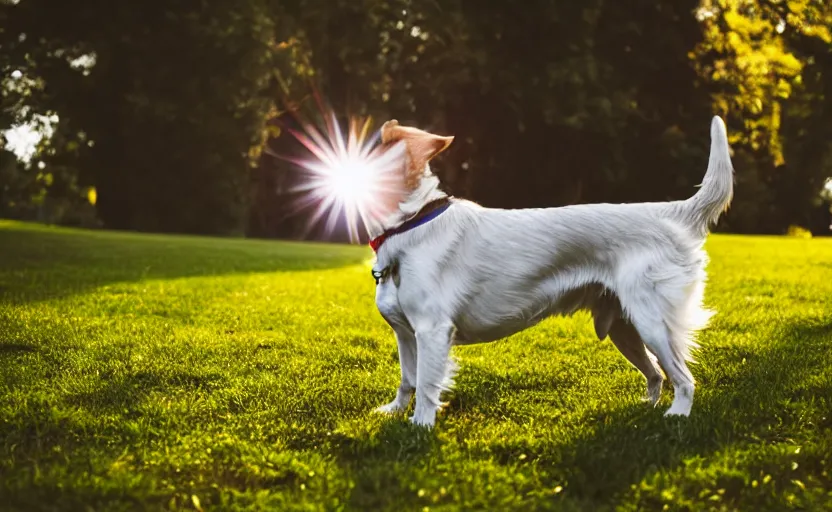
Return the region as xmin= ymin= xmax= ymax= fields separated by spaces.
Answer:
xmin=381 ymin=120 xmax=454 ymax=183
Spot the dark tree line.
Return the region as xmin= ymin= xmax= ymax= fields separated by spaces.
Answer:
xmin=1 ymin=0 xmax=831 ymax=238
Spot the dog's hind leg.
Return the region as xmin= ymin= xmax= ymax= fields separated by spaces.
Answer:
xmin=628 ymin=312 xmax=695 ymax=416
xmin=608 ymin=319 xmax=664 ymax=405
xmin=375 ymin=327 xmax=418 ymax=414
xmin=619 ymin=275 xmax=701 ymax=417
xmin=410 ymin=322 xmax=456 ymax=427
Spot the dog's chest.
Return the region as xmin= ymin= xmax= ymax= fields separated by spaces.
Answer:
xmin=374 ymin=278 xmax=409 ymax=329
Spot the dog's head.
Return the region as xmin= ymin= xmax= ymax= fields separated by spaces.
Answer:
xmin=380 ymin=120 xmax=454 ymax=191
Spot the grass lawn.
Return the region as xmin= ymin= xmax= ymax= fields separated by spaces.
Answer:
xmin=1 ymin=219 xmax=831 ymax=511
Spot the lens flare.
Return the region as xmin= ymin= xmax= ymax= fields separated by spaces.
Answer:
xmin=281 ymin=113 xmax=406 ymax=243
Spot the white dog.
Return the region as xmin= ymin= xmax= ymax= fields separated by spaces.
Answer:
xmin=369 ymin=117 xmax=734 ymax=427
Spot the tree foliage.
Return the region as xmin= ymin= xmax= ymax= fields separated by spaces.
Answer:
xmin=1 ymin=0 xmax=830 ymax=236
xmin=2 ymin=0 xmax=281 ymax=234
xmin=695 ymin=0 xmax=832 ymax=231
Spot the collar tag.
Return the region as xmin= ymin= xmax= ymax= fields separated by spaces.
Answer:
xmin=371 ymin=267 xmax=389 ymax=285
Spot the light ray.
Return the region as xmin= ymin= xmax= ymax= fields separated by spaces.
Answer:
xmin=278 ymin=105 xmax=407 ymax=243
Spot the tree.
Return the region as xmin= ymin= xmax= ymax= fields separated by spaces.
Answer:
xmin=1 ymin=0 xmax=281 ymax=234
xmin=694 ymin=0 xmax=832 ymax=232
xmin=3 ymin=0 xmax=829 ymax=236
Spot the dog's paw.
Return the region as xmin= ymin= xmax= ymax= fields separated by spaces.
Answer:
xmin=408 ymin=415 xmax=435 ymax=428
xmin=645 ymin=377 xmax=663 ymax=406
xmin=664 ymin=385 xmax=693 ymax=417
xmin=663 ymin=405 xmax=691 ymax=417
xmin=408 ymin=405 xmax=438 ymax=427
xmin=374 ymin=401 xmax=406 ymax=414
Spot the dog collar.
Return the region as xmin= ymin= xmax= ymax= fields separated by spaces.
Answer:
xmin=369 ymin=197 xmax=452 ymax=253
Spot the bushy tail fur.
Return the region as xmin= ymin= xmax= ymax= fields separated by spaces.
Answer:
xmin=680 ymin=116 xmax=735 ymax=235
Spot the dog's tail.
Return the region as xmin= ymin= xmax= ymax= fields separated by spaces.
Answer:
xmin=677 ymin=116 xmax=734 ymax=235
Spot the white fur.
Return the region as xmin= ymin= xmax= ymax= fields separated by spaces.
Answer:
xmin=372 ymin=116 xmax=734 ymax=427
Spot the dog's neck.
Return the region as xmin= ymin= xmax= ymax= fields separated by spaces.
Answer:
xmin=368 ymin=170 xmax=447 ymax=239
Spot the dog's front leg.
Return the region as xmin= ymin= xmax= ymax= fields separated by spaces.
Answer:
xmin=411 ymin=322 xmax=455 ymax=427
xmin=375 ymin=327 xmax=417 ymax=414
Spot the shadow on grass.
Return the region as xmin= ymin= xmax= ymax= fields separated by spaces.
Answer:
xmin=0 ymin=361 xmax=224 ymax=455
xmin=0 ymin=222 xmax=368 ymax=304
xmin=2 ymin=311 xmax=829 ymax=509
xmin=332 ymin=419 xmax=438 ymax=462
xmin=64 ymin=369 xmax=227 ymax=414
xmin=479 ymin=320 xmax=831 ymax=506
xmin=0 ymin=343 xmax=37 ymax=354
xmin=325 ymin=320 xmax=832 ymax=509
xmin=327 ymin=419 xmax=439 ymax=509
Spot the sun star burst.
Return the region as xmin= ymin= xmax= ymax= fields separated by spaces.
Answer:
xmin=284 ymin=113 xmax=406 ymax=243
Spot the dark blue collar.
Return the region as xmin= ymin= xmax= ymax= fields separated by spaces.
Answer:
xmin=369 ymin=198 xmax=452 ymax=252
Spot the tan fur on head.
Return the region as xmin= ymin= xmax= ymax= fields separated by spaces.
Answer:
xmin=381 ymin=120 xmax=454 ymax=189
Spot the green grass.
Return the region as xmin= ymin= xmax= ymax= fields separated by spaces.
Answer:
xmin=1 ymin=219 xmax=831 ymax=511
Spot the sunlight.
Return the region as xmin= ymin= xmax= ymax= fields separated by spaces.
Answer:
xmin=1 ymin=114 xmax=58 ymax=164
xmin=326 ymin=157 xmax=374 ymax=207
xmin=3 ymin=123 xmax=43 ymax=164
xmin=284 ymin=113 xmax=406 ymax=242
